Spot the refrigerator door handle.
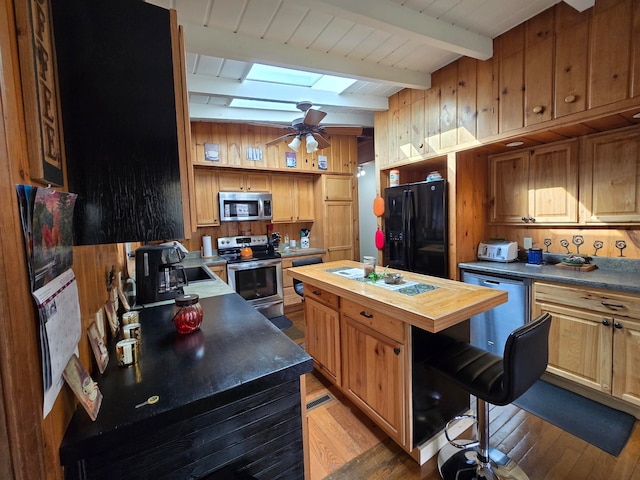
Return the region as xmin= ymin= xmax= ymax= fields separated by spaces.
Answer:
xmin=406 ymin=189 xmax=414 ymax=269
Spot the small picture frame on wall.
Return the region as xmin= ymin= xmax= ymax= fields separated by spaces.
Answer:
xmin=286 ymin=152 xmax=297 ymax=168
xmin=204 ymin=143 xmax=219 ymax=161
xmin=318 ymin=155 xmax=328 ymax=170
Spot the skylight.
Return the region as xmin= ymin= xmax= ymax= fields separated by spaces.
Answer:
xmin=229 ymin=99 xmax=302 ymax=111
xmin=246 ymin=63 xmax=357 ymax=94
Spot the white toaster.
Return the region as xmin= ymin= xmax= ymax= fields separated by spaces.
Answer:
xmin=477 ymin=240 xmax=518 ymax=262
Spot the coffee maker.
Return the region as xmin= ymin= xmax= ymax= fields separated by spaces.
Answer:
xmin=135 ymin=244 xmax=187 ymax=305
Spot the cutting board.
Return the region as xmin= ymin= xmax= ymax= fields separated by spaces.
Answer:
xmin=555 ymin=262 xmax=597 ymax=272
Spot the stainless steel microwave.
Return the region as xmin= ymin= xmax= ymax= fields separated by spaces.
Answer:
xmin=219 ymin=192 xmax=272 ymax=222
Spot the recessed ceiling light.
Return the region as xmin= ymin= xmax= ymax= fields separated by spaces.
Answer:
xmin=633 ymin=112 xmax=640 ymax=119
xmin=506 ymin=141 xmax=524 ymax=147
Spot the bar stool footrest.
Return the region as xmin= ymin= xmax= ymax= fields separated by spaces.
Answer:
xmin=437 ymin=441 xmax=529 ymax=480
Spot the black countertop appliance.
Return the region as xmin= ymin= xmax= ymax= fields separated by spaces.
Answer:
xmin=135 ymin=244 xmax=187 ymax=305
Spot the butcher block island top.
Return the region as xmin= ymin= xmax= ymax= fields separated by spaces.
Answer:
xmin=288 ymin=260 xmax=507 ymax=332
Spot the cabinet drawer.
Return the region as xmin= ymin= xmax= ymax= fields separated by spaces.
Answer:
xmin=534 ymin=282 xmax=640 ymax=319
xmin=305 ymin=286 xmax=339 ymax=310
xmin=341 ymin=299 xmax=404 ymax=343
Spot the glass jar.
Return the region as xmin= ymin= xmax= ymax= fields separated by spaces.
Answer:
xmin=172 ymin=294 xmax=203 ymax=334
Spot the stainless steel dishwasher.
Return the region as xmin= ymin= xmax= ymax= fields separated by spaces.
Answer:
xmin=461 ymin=270 xmax=531 ymax=356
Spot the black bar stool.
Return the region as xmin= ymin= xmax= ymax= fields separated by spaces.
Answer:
xmin=427 ymin=312 xmax=551 ymax=480
xmin=292 ymin=256 xmax=323 ymax=297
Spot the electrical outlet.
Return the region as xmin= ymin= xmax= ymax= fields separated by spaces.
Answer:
xmin=523 ymin=237 xmax=533 ymax=250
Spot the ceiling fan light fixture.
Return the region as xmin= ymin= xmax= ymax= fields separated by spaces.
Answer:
xmin=305 ymin=133 xmax=318 ymax=153
xmin=288 ymin=135 xmax=302 ymax=152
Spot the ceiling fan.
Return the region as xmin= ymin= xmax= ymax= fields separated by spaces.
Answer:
xmin=265 ymin=101 xmax=332 ymax=153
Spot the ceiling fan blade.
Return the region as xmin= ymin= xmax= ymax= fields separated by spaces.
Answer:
xmin=322 ymin=126 xmax=363 ymax=136
xmin=313 ymin=133 xmax=331 ymax=150
xmin=303 ymin=108 xmax=327 ymax=126
xmin=266 ymin=133 xmax=297 ymax=146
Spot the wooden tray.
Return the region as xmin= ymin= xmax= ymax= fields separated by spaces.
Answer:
xmin=555 ymin=262 xmax=597 ymax=271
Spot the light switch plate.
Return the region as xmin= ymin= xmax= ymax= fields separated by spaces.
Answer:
xmin=523 ymin=237 xmax=533 ymax=250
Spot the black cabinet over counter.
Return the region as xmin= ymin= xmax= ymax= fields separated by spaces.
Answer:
xmin=51 ymin=0 xmax=188 ymax=245
xmin=59 ymin=293 xmax=312 ymax=479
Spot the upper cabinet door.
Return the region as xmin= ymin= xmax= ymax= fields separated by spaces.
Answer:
xmin=588 ymin=0 xmax=632 ymax=108
xmin=53 ymin=0 xmax=187 ymax=244
xmin=554 ymin=3 xmax=590 ymax=118
xmin=528 ymin=141 xmax=578 ymax=223
xmin=490 ymin=139 xmax=578 ymax=224
xmin=489 ymin=152 xmax=529 ymax=223
xmin=581 ymin=126 xmax=640 ymax=224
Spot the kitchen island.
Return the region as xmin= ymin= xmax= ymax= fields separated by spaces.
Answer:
xmin=288 ymin=260 xmax=507 ymax=464
xmin=59 ymin=293 xmax=312 ymax=479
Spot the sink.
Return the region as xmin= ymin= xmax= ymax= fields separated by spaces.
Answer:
xmin=184 ymin=266 xmax=216 ymax=283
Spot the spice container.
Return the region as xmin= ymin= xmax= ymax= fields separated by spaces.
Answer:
xmin=172 ymin=294 xmax=203 ymax=334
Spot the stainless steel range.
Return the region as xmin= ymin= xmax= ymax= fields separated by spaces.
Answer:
xmin=217 ymin=235 xmax=283 ymax=319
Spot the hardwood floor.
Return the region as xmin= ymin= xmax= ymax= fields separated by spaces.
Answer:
xmin=285 ymin=309 xmax=640 ymax=480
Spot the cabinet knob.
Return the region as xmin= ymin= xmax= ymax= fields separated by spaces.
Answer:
xmin=360 ymin=311 xmax=374 ymax=319
xmin=312 ymin=290 xmax=322 ymax=296
xmin=529 ymin=217 xmax=535 ymax=223
xmin=532 ymin=105 xmax=544 ymax=114
xmin=393 ymin=347 xmax=401 ymax=355
xmin=564 ymin=94 xmax=576 ymax=104
xmin=602 ymin=319 xmax=611 ymax=326
xmin=521 ymin=216 xmax=528 ymax=223
xmin=614 ymin=322 xmax=623 ymax=329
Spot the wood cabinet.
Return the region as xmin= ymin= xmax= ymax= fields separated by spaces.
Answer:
xmin=193 ymin=169 xmax=219 ymax=226
xmin=580 ymin=126 xmax=640 ymax=224
xmin=341 ymin=299 xmax=406 ymax=444
xmin=323 ymin=175 xmax=353 ymax=201
xmin=321 ymin=175 xmax=356 ymax=261
xmin=304 ymin=293 xmax=341 ymax=385
xmin=217 ymin=171 xmax=270 ymax=192
xmin=553 ymin=3 xmax=590 ymax=118
xmin=374 ymin=1 xmax=640 ymax=166
xmin=588 ymin=0 xmax=632 ymax=108
xmin=271 ymin=174 xmax=315 ymax=223
xmin=534 ymin=281 xmax=640 ymax=408
xmin=489 ymin=139 xmax=578 ymax=224
xmin=205 ymin=263 xmax=227 ymax=283
xmin=524 ymin=10 xmax=554 ymax=126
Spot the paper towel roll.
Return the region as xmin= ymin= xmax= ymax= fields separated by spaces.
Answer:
xmin=202 ymin=236 xmax=213 ymax=257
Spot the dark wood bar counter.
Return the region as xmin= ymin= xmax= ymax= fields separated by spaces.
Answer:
xmin=59 ymin=293 xmax=312 ymax=480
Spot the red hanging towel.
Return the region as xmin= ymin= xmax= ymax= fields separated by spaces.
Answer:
xmin=375 ymin=228 xmax=385 ymax=249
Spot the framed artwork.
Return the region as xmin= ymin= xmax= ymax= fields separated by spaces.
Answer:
xmin=62 ymin=354 xmax=102 ymax=421
xmin=204 ymin=143 xmax=219 ymax=161
xmin=285 ymin=152 xmax=297 ymax=168
xmin=87 ymin=321 xmax=109 ymax=374
xmin=14 ymin=0 xmax=65 ymax=186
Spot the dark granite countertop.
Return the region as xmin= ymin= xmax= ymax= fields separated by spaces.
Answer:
xmin=459 ymin=255 xmax=640 ymax=294
xmin=59 ymin=293 xmax=312 ymax=464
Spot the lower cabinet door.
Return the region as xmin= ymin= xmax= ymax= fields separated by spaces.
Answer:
xmin=612 ymin=319 xmax=640 ymax=407
xmin=304 ymin=297 xmax=341 ymax=385
xmin=540 ymin=302 xmax=613 ymax=393
xmin=341 ymin=315 xmax=405 ymax=444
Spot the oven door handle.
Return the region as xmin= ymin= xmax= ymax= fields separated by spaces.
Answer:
xmin=227 ymin=258 xmax=282 ymax=270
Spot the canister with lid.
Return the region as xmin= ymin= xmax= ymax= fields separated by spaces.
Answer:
xmin=172 ymin=294 xmax=203 ymax=334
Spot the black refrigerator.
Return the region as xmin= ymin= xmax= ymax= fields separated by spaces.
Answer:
xmin=383 ymin=180 xmax=448 ymax=278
